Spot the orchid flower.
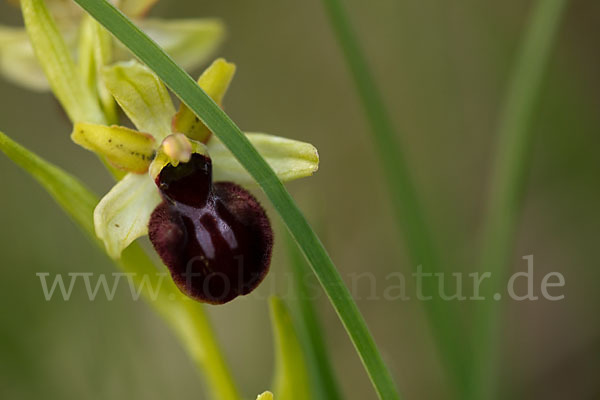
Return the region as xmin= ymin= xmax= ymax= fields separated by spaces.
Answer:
xmin=71 ymin=58 xmax=319 ymax=302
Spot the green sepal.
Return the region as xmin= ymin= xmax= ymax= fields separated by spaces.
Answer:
xmin=133 ymin=18 xmax=224 ymax=71
xmin=173 ymin=58 xmax=236 ymax=143
xmin=102 ymin=61 xmax=175 ymax=140
xmin=71 ymin=122 xmax=155 ymax=174
xmin=207 ymin=133 xmax=319 ymax=185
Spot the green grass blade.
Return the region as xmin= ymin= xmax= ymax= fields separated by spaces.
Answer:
xmin=0 ymin=131 xmax=98 ymax=234
xmin=0 ymin=130 xmax=241 ymax=400
xmin=468 ymin=0 xmax=568 ymax=398
xmin=319 ymin=0 xmax=468 ymax=392
xmin=285 ymin=233 xmax=343 ymax=400
xmin=71 ymin=1 xmax=401 ymax=398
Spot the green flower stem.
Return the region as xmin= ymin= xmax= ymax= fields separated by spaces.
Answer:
xmin=121 ymin=246 xmax=242 ymax=400
xmin=319 ymin=0 xmax=468 ymax=392
xmin=285 ymin=233 xmax=342 ymax=400
xmin=0 ymin=131 xmax=241 ymax=400
xmin=71 ymin=1 xmax=401 ymax=398
xmin=270 ymin=296 xmax=311 ymax=400
xmin=468 ymin=0 xmax=568 ymax=398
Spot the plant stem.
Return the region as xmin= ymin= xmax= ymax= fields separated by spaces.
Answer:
xmin=121 ymin=246 xmax=242 ymax=400
xmin=468 ymin=0 xmax=568 ymax=398
xmin=72 ymin=1 xmax=402 ymax=398
xmin=285 ymin=233 xmax=343 ymax=400
xmin=319 ymin=0 xmax=468 ymax=393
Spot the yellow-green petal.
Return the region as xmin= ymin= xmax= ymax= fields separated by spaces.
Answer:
xmin=102 ymin=61 xmax=175 ymax=140
xmin=173 ymin=58 xmax=236 ymax=143
xmin=136 ymin=18 xmax=224 ymax=72
xmin=20 ymin=0 xmax=104 ymax=123
xmin=257 ymin=392 xmax=274 ymax=400
xmin=270 ymin=297 xmax=311 ymax=400
xmin=71 ymin=122 xmax=155 ymax=174
xmin=207 ymin=133 xmax=319 ymax=185
xmin=94 ymin=173 xmax=161 ymax=258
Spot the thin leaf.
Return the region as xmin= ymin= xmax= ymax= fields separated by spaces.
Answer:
xmin=0 ymin=130 xmax=97 ymax=234
xmin=285 ymin=232 xmax=342 ymax=400
xmin=468 ymin=0 xmax=568 ymax=398
xmin=319 ymin=0 xmax=470 ymax=391
xmin=270 ymin=296 xmax=311 ymax=400
xmin=72 ymin=1 xmax=401 ymax=398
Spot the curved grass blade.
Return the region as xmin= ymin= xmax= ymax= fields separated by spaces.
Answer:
xmin=319 ymin=0 xmax=468 ymax=392
xmin=285 ymin=232 xmax=342 ymax=400
xmin=0 ymin=130 xmax=241 ymax=400
xmin=71 ymin=1 xmax=401 ymax=398
xmin=468 ymin=0 xmax=568 ymax=398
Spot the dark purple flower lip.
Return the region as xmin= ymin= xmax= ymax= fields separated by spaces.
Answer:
xmin=149 ymin=153 xmax=273 ymax=304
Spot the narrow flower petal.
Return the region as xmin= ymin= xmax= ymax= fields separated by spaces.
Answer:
xmin=173 ymin=58 xmax=236 ymax=143
xmin=136 ymin=18 xmax=224 ymax=72
xmin=207 ymin=133 xmax=320 ymax=185
xmin=72 ymin=122 xmax=155 ymax=173
xmin=78 ymin=15 xmax=118 ymax=123
xmin=102 ymin=61 xmax=175 ymax=140
xmin=20 ymin=0 xmax=104 ymax=123
xmin=94 ymin=173 xmax=161 ymax=258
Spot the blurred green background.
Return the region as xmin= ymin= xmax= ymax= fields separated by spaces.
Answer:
xmin=1 ymin=0 xmax=599 ymax=399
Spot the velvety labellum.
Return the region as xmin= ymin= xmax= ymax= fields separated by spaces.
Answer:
xmin=149 ymin=153 xmax=273 ymax=304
